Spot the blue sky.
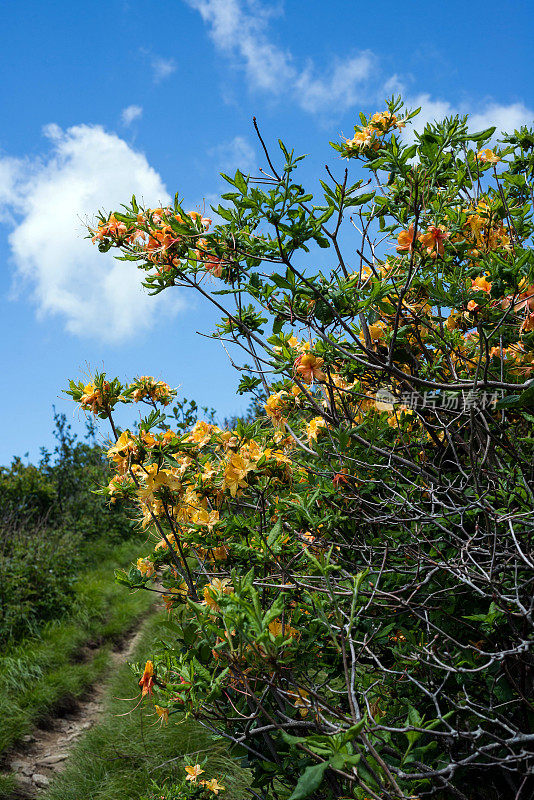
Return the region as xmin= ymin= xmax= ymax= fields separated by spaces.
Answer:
xmin=1 ymin=0 xmax=533 ymax=464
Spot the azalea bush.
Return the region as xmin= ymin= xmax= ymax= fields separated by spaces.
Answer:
xmin=68 ymin=98 xmax=534 ymax=799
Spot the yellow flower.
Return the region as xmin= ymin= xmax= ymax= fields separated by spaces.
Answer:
xmin=446 ymin=312 xmax=461 ymax=331
xmin=223 ymin=452 xmax=254 ymax=497
xmin=241 ymin=438 xmax=264 ymax=463
xmin=344 ymin=127 xmax=380 ymax=152
xmin=306 ymin=416 xmax=327 ymax=443
xmin=349 ymin=265 xmax=372 ymax=282
xmin=368 ymin=321 xmax=387 ymax=342
xmin=477 ymin=148 xmax=500 ymax=164
xmin=286 ymin=688 xmax=311 ymax=717
xmin=209 ymin=545 xmax=229 ymax=561
xmin=201 ymin=778 xmax=226 ymax=795
xmin=138 ymin=464 xmax=182 ymax=502
xmin=269 ymin=619 xmax=299 ymax=638
xmin=184 ymin=764 xmax=204 ymax=782
xmin=154 ymin=705 xmax=169 ymax=724
xmin=162 ymin=584 xmax=189 ymax=611
xmin=203 ymin=578 xmax=233 ymax=611
xmin=193 ymin=508 xmax=220 ymax=531
xmin=107 ymin=430 xmax=135 ymax=460
xmin=273 ymin=334 xmax=300 ymax=353
xmin=295 ymin=339 xmax=312 ymax=354
xmin=201 ymin=461 xmax=217 ymax=481
xmin=188 ymin=420 xmax=215 ymax=448
xmin=264 ymin=390 xmax=290 ymax=422
xmin=136 ymin=557 xmax=155 ymax=577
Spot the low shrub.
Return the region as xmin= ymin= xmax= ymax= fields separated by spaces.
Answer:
xmin=0 ymin=410 xmax=136 ymax=643
xmin=0 ymin=516 xmax=81 ymax=641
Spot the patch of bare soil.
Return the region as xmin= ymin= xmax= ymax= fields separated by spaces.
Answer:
xmin=6 ymin=620 xmax=149 ymax=798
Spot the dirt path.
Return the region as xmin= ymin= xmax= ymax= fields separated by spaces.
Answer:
xmin=7 ymin=618 xmax=150 ymax=798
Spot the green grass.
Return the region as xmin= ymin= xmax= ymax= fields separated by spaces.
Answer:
xmin=0 ymin=776 xmax=15 ymax=799
xmin=42 ymin=613 xmax=250 ymax=800
xmin=0 ymin=538 xmax=154 ymax=758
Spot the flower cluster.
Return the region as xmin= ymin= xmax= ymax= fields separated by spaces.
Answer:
xmin=341 ymin=108 xmax=406 ymax=156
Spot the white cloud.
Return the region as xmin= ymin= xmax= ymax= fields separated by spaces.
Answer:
xmin=185 ymin=0 xmax=372 ymax=114
xmin=121 ymin=104 xmax=143 ymax=126
xmin=296 ymin=54 xmax=374 ymax=114
xmin=400 ymin=92 xmax=534 ymax=142
xmin=186 ymin=0 xmax=533 ymax=132
xmin=151 ymin=56 xmax=177 ymax=83
xmin=0 ymin=123 xmax=182 ymax=343
xmin=208 ymin=135 xmax=257 ymax=175
xmin=468 ymin=102 xmax=533 ymax=136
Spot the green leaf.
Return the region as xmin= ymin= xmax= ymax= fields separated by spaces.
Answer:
xmin=407 ymin=705 xmax=423 ymax=728
xmin=518 ymin=381 xmax=534 ymax=407
xmin=267 ymin=519 xmax=283 ymax=547
xmin=344 ymin=191 xmax=375 ymax=208
xmin=272 ymin=316 xmax=284 ymax=334
xmin=289 ymin=761 xmax=329 ymax=800
xmin=281 ymin=731 xmax=309 ymax=746
xmin=469 ymin=126 xmax=496 ymax=143
xmin=271 ymin=273 xmax=292 ymax=289
xmin=234 ymin=170 xmax=248 ymax=194
xmin=341 ymin=718 xmax=366 ymax=743
xmin=496 ymin=394 xmax=521 ymax=409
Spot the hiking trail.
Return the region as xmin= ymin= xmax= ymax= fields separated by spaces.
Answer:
xmin=6 ymin=617 xmax=150 ymax=798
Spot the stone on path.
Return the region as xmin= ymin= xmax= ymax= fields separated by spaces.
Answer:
xmin=36 ymin=753 xmax=68 ymax=765
xmin=32 ymin=774 xmax=50 ymax=788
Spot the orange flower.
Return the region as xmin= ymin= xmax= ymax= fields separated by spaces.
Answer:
xmin=139 ymin=660 xmax=155 ymax=696
xmin=333 ymin=469 xmax=350 ymax=487
xmin=396 ymin=224 xmax=415 ymax=253
xmin=502 ymin=284 xmax=534 ymax=312
xmin=91 ymin=214 xmax=127 ymax=243
xmin=185 ymin=764 xmax=204 ymax=782
xmin=419 ymin=226 xmax=449 ymax=256
xmin=369 ymin=111 xmax=405 ymax=133
xmin=471 ymin=276 xmax=492 ymax=293
xmin=477 ymin=149 xmax=500 ymax=164
xmin=295 ymin=353 xmax=326 ymax=383
xmin=467 ymin=299 xmax=481 ymax=313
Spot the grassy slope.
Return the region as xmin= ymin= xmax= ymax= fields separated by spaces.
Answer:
xmin=0 ymin=538 xmax=154 ymax=760
xmin=42 ymin=613 xmax=250 ymax=800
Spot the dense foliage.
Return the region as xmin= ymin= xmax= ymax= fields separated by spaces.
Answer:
xmin=69 ymin=99 xmax=534 ymax=799
xmin=0 ymin=412 xmax=132 ymax=642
